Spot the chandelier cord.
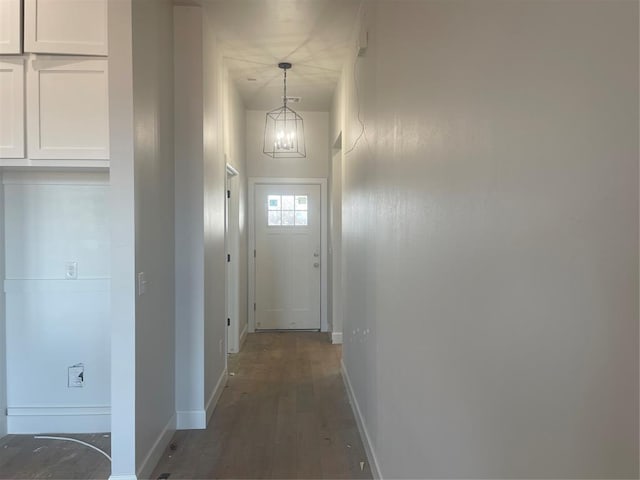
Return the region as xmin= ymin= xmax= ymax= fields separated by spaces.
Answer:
xmin=283 ymin=68 xmax=287 ymax=109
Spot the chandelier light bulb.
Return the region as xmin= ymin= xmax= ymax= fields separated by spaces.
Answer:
xmin=275 ymin=130 xmax=296 ymax=150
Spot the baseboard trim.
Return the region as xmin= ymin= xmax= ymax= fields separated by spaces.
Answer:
xmin=341 ymin=359 xmax=382 ymax=479
xmin=331 ymin=332 xmax=343 ymax=344
xmin=136 ymin=413 xmax=175 ymax=480
xmin=7 ymin=406 xmax=110 ymax=416
xmin=205 ymin=368 xmax=227 ymax=425
xmin=176 ymin=410 xmax=206 ymax=430
xmin=7 ymin=406 xmax=110 ymax=434
xmin=239 ymin=323 xmax=248 ymax=349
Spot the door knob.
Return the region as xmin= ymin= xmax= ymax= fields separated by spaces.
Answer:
xmin=313 ymin=262 xmax=320 ymax=268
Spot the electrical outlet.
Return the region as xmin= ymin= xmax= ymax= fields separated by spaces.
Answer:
xmin=357 ymin=28 xmax=368 ymax=57
xmin=65 ymin=262 xmax=78 ymax=280
xmin=68 ymin=364 xmax=84 ymax=387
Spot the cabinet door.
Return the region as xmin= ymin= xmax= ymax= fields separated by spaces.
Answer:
xmin=27 ymin=57 xmax=109 ymax=160
xmin=24 ymin=0 xmax=107 ymax=56
xmin=0 ymin=0 xmax=22 ymax=54
xmin=0 ymin=58 xmax=25 ymax=158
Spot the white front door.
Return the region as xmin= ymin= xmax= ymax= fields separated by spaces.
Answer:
xmin=254 ymin=183 xmax=321 ymax=330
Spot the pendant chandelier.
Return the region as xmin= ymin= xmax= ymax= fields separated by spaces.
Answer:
xmin=263 ymin=62 xmax=306 ymax=158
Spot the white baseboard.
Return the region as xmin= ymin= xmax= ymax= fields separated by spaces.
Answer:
xmin=178 ymin=367 xmax=229 ymax=431
xmin=176 ymin=410 xmax=206 ymax=430
xmin=7 ymin=406 xmax=110 ymax=434
xmin=331 ymin=332 xmax=343 ymax=344
xmin=239 ymin=323 xmax=248 ymax=349
xmin=136 ymin=413 xmax=176 ymax=480
xmin=205 ymin=368 xmax=227 ymax=424
xmin=341 ymin=360 xmax=382 ymax=479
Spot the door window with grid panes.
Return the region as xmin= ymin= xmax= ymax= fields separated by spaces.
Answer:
xmin=267 ymin=194 xmax=308 ymax=226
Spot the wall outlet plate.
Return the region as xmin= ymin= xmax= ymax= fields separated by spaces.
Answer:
xmin=357 ymin=28 xmax=368 ymax=57
xmin=68 ymin=364 xmax=84 ymax=387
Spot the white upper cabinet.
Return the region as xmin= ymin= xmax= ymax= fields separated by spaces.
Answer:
xmin=0 ymin=58 xmax=25 ymax=158
xmin=0 ymin=0 xmax=22 ymax=54
xmin=24 ymin=0 xmax=108 ymax=56
xmin=27 ymin=56 xmax=109 ymax=160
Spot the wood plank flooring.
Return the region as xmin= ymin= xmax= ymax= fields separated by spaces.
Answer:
xmin=0 ymin=332 xmax=371 ymax=479
xmin=152 ymin=332 xmax=372 ymax=479
xmin=0 ymin=433 xmax=111 ymax=479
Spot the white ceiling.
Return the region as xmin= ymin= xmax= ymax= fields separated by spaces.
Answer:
xmin=205 ymin=0 xmax=361 ymax=111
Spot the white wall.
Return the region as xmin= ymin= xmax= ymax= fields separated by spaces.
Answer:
xmin=131 ymin=0 xmax=176 ymax=476
xmin=4 ymin=172 xmax=110 ymax=434
xmin=328 ymin=147 xmax=343 ymax=342
xmin=109 ymin=0 xmax=177 ymax=477
xmin=339 ymin=1 xmax=639 ymax=478
xmin=108 ymin=0 xmax=136 ymax=474
xmin=246 ymin=110 xmax=329 ymax=179
xmin=173 ymin=4 xmax=242 ymax=430
xmin=174 ymin=4 xmax=206 ymax=430
xmin=202 ymin=5 xmax=229 ymax=420
xmin=329 ymin=73 xmax=346 ymax=343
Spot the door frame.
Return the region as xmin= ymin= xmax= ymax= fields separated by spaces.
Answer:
xmin=226 ymin=163 xmax=240 ymax=353
xmin=248 ymin=177 xmax=328 ymax=333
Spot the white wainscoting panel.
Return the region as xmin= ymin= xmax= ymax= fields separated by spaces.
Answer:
xmin=4 ymin=174 xmax=110 ymax=434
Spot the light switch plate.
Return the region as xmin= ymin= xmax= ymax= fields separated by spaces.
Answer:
xmin=65 ymin=262 xmax=78 ymax=279
xmin=137 ymin=272 xmax=147 ymax=296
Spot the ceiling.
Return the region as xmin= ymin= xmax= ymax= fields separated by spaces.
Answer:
xmin=205 ymin=0 xmax=361 ymax=111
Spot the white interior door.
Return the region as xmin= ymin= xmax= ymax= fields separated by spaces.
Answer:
xmin=255 ymin=184 xmax=321 ymax=330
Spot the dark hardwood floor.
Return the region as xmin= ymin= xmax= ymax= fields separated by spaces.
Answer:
xmin=0 ymin=332 xmax=371 ymax=480
xmin=152 ymin=332 xmax=372 ymax=479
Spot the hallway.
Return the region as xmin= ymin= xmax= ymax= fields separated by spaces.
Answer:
xmin=152 ymin=333 xmax=372 ymax=479
xmin=0 ymin=1 xmax=637 ymax=477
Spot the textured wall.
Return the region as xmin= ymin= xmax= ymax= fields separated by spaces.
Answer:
xmin=132 ymin=0 xmax=176 ymax=472
xmin=340 ymin=1 xmax=639 ymax=477
xmin=202 ymin=5 xmax=228 ymax=412
xmin=174 ymin=4 xmax=205 ymax=425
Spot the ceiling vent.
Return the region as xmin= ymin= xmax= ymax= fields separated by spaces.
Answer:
xmin=283 ymin=96 xmax=302 ymax=103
